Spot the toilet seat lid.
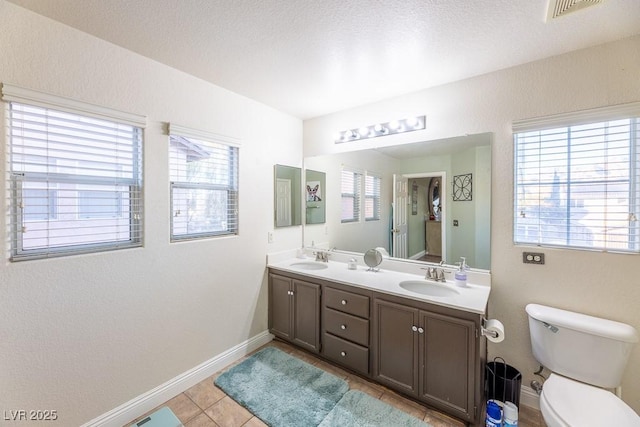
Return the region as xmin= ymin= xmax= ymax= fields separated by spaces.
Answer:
xmin=543 ymin=374 xmax=640 ymax=426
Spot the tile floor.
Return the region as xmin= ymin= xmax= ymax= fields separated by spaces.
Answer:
xmin=126 ymin=340 xmax=546 ymax=427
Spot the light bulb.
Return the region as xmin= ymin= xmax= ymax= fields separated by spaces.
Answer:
xmin=373 ymin=123 xmax=384 ymax=133
xmin=389 ymin=120 xmax=400 ymax=130
xmin=359 ymin=126 xmax=370 ymax=138
xmin=406 ymin=116 xmax=419 ymax=128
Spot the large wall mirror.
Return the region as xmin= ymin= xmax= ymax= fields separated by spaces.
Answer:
xmin=303 ymin=133 xmax=492 ymax=271
xmin=274 ymin=164 xmax=302 ymax=227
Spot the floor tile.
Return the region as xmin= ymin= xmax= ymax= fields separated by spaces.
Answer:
xmin=163 ymin=393 xmax=202 ymax=424
xmin=185 ymin=377 xmax=226 ymax=409
xmin=204 ymin=396 xmax=252 ymax=427
xmin=379 ymin=390 xmax=428 ymax=420
xmin=242 ymin=416 xmax=268 ymax=427
xmin=184 ymin=412 xmax=219 ymax=427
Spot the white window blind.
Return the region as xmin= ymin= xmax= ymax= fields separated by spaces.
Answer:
xmin=514 ymin=103 xmax=640 ymax=252
xmin=6 ymin=99 xmax=144 ymax=260
xmin=365 ymin=172 xmax=381 ymax=221
xmin=169 ymin=126 xmax=239 ymax=240
xmin=341 ymin=168 xmax=362 ymax=223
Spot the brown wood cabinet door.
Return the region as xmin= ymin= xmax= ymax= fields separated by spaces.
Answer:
xmin=372 ymin=299 xmax=419 ymax=395
xmin=292 ymin=279 xmax=321 ymax=352
xmin=268 ymin=274 xmax=292 ymax=340
xmin=419 ymin=311 xmax=476 ymax=421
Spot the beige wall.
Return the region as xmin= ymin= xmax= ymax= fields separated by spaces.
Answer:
xmin=304 ymin=35 xmax=640 ymax=411
xmin=0 ymin=2 xmax=302 ymax=425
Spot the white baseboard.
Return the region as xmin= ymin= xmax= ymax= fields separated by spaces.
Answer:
xmin=81 ymin=330 xmax=274 ymax=427
xmin=520 ymin=384 xmax=540 ymax=410
xmin=409 ymin=250 xmax=426 ymax=260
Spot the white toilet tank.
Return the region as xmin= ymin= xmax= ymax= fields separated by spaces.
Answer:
xmin=526 ymin=303 xmax=638 ymax=389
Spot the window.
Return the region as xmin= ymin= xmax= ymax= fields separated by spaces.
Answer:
xmin=365 ymin=173 xmax=381 ymax=221
xmin=341 ymin=169 xmax=362 ymax=223
xmin=169 ymin=126 xmax=239 ymax=240
xmin=513 ymin=103 xmax=640 ymax=252
xmin=5 ymin=88 xmax=144 ymax=260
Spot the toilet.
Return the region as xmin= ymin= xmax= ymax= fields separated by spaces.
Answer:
xmin=526 ymin=303 xmax=640 ymax=426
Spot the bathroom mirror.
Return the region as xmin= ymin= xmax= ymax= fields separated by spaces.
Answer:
xmin=305 ymin=169 xmax=326 ymax=224
xmin=303 ymin=132 xmax=491 ymax=270
xmin=274 ymin=164 xmax=302 ymax=227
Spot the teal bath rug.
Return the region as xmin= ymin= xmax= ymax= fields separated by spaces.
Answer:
xmin=214 ymin=347 xmax=349 ymax=427
xmin=320 ymin=390 xmax=430 ymax=427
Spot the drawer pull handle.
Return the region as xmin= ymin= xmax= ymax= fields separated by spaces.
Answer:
xmin=341 ymin=300 xmax=347 ymax=305
xmin=340 ymin=324 xmax=347 ymax=330
xmin=418 ymin=327 xmax=424 ymax=334
xmin=412 ymin=325 xmax=418 ymax=332
xmin=340 ymin=351 xmax=347 ymax=357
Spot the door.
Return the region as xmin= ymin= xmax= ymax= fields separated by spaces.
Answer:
xmin=419 ymin=311 xmax=476 ymax=421
xmin=292 ymin=279 xmax=321 ymax=352
xmin=392 ymin=174 xmax=408 ymax=258
xmin=275 ymin=178 xmax=292 ymax=227
xmin=268 ymin=274 xmax=292 ymax=340
xmin=372 ymin=299 xmax=419 ymax=395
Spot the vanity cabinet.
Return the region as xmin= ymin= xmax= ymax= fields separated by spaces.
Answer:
xmin=322 ymin=287 xmax=371 ymax=375
xmin=268 ymin=273 xmax=321 ymax=353
xmin=372 ymin=296 xmax=481 ymax=423
xmin=267 ymin=268 xmax=486 ymax=425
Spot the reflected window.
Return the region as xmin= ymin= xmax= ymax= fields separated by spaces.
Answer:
xmin=341 ymin=168 xmax=362 ymax=223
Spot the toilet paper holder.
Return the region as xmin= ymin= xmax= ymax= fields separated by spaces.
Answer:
xmin=481 ymin=317 xmax=505 ymax=342
xmin=482 ymin=317 xmax=499 ymax=338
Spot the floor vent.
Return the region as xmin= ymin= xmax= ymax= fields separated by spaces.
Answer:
xmin=546 ymin=0 xmax=604 ymax=21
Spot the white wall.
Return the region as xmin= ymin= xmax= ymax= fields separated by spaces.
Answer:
xmin=304 ymin=35 xmax=640 ymax=412
xmin=0 ymin=2 xmax=302 ymax=426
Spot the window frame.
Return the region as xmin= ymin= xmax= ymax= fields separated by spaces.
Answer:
xmin=364 ymin=172 xmax=381 ymax=222
xmin=168 ymin=124 xmax=240 ymax=242
xmin=513 ymin=102 xmax=640 ymax=253
xmin=340 ymin=168 xmax=362 ymax=223
xmin=3 ymin=85 xmax=146 ymax=261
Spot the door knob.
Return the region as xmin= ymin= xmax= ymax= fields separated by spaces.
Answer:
xmin=411 ymin=325 xmax=418 ymax=332
xmin=418 ymin=327 xmax=424 ymax=334
xmin=340 ymin=324 xmax=347 ymax=330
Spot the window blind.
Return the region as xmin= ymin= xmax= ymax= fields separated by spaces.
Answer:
xmin=169 ymin=128 xmax=239 ymax=240
xmin=514 ymin=105 xmax=640 ymax=253
xmin=365 ymin=172 xmax=381 ymax=221
xmin=7 ymin=102 xmax=144 ymax=260
xmin=341 ymin=168 xmax=362 ymax=223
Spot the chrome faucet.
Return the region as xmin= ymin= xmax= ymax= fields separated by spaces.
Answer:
xmin=314 ymin=250 xmax=330 ymax=262
xmin=422 ymin=266 xmax=447 ymax=282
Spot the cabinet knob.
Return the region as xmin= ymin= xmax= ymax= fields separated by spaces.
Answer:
xmin=340 ymin=351 xmax=347 ymax=357
xmin=418 ymin=327 xmax=424 ymax=334
xmin=412 ymin=326 xmax=418 ymax=332
xmin=341 ymin=300 xmax=347 ymax=305
xmin=340 ymin=324 xmax=347 ymax=330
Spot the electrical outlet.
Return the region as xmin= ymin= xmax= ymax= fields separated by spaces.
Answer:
xmin=268 ymin=232 xmax=273 ymax=243
xmin=523 ymin=252 xmax=545 ymax=264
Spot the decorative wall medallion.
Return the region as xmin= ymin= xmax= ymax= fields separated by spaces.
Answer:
xmin=453 ymin=173 xmax=472 ymax=201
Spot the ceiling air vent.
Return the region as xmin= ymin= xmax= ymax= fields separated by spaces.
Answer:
xmin=546 ymin=0 xmax=604 ymax=21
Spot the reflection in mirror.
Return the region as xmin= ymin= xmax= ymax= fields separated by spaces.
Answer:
xmin=274 ymin=165 xmax=302 ymax=227
xmin=305 ymin=169 xmax=326 ymax=224
xmin=303 ymin=133 xmax=491 ymax=270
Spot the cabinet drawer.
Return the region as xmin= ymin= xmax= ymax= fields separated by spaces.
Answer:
xmin=323 ymin=333 xmax=369 ymax=375
xmin=324 ymin=308 xmax=369 ymax=347
xmin=324 ymin=287 xmax=369 ymax=318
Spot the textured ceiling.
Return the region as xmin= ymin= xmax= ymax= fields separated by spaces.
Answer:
xmin=7 ymin=0 xmax=640 ymax=119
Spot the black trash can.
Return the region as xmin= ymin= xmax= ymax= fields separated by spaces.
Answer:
xmin=486 ymin=357 xmax=522 ymax=407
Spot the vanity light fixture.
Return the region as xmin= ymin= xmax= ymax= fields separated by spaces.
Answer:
xmin=335 ymin=115 xmax=425 ymax=144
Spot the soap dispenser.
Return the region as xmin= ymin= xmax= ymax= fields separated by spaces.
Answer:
xmin=454 ymin=257 xmax=468 ymax=287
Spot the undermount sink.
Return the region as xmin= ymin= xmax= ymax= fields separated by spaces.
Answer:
xmin=399 ymin=280 xmax=460 ymax=297
xmin=289 ymin=261 xmax=329 ymax=270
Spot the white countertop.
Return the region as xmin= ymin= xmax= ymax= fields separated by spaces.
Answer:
xmin=267 ymin=252 xmax=490 ymax=315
